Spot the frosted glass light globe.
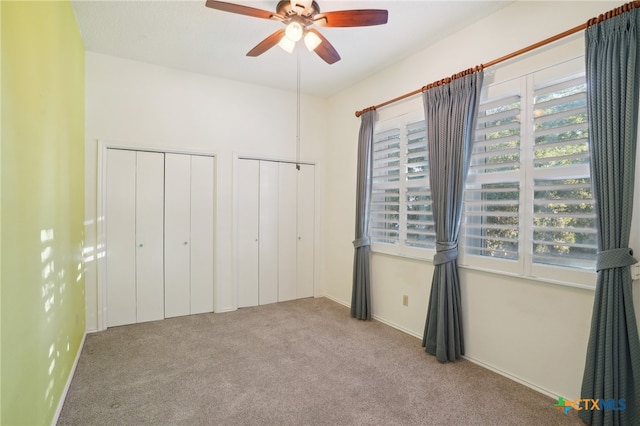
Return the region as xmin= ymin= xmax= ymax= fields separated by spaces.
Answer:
xmin=285 ymin=22 xmax=303 ymax=42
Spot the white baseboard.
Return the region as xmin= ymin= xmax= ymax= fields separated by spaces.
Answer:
xmin=461 ymin=354 xmax=562 ymax=401
xmin=321 ymin=294 xmax=423 ymax=340
xmin=215 ymin=306 xmax=237 ymax=313
xmin=52 ymin=331 xmax=86 ymax=426
xmin=320 ymin=293 xmax=562 ymax=402
xmin=371 ymin=315 xmax=423 ymax=340
xmin=320 ymin=293 xmax=349 ymax=308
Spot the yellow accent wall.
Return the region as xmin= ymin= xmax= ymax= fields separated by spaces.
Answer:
xmin=1 ymin=1 xmax=85 ymax=424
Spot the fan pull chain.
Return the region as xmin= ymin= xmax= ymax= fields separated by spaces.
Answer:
xmin=296 ymin=50 xmax=301 ymax=171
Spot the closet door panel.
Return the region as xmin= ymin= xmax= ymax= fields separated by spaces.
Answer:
xmin=278 ymin=163 xmax=297 ymax=302
xmin=164 ymin=153 xmax=192 ymax=318
xmin=259 ymin=161 xmax=279 ymax=305
xmin=297 ymin=164 xmax=315 ymax=299
xmin=106 ymin=149 xmax=137 ymax=327
xmin=190 ymin=155 xmax=215 ymax=314
xmin=135 ymin=151 xmax=165 ymax=323
xmin=237 ymin=159 xmax=259 ymax=308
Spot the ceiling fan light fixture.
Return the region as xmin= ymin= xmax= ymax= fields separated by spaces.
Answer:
xmin=284 ymin=21 xmax=303 ymax=42
xmin=278 ymin=35 xmax=296 ymax=53
xmin=304 ymin=31 xmax=322 ymax=51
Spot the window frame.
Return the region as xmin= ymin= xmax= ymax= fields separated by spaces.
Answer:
xmin=369 ymin=39 xmax=601 ymax=289
xmin=459 ymin=57 xmax=597 ymax=287
xmin=370 ymin=100 xmax=435 ymax=261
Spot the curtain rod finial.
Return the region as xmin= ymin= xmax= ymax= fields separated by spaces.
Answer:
xmin=355 ymin=106 xmax=376 ymax=118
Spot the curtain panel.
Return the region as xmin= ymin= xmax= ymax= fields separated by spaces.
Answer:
xmin=421 ymin=72 xmax=483 ymax=362
xmin=580 ymin=7 xmax=640 ymax=426
xmin=351 ymin=110 xmax=375 ymax=320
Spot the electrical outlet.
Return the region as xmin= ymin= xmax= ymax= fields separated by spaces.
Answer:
xmin=402 ymin=295 xmax=409 ymax=306
xmin=633 ymin=264 xmax=640 ymax=281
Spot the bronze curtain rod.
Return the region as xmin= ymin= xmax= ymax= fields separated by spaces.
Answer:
xmin=355 ymin=0 xmax=640 ymax=118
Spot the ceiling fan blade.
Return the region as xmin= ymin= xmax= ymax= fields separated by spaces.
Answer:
xmin=246 ymin=29 xmax=286 ymax=57
xmin=205 ymin=0 xmax=282 ymax=20
xmin=308 ymin=29 xmax=340 ymax=64
xmin=314 ymin=9 xmax=388 ymax=27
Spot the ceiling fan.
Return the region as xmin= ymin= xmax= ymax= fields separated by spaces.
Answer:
xmin=205 ymin=0 xmax=388 ymax=64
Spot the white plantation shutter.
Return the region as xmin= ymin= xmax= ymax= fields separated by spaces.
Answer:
xmin=406 ymin=184 xmax=434 ymax=249
xmin=370 ymin=110 xmax=435 ymax=256
xmin=531 ymin=75 xmax=596 ymax=270
xmin=405 ymin=120 xmax=435 ymax=249
xmin=471 ymin=95 xmax=521 ymax=174
xmin=463 ymin=93 xmax=521 ymax=261
xmin=370 ymin=127 xmax=401 ymax=244
xmin=461 ymin=59 xmax=597 ymax=283
xmin=463 ymin=182 xmax=520 ymax=259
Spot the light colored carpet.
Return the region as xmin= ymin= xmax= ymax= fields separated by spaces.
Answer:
xmin=58 ymin=297 xmax=582 ymax=425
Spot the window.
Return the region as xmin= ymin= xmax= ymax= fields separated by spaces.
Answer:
xmin=369 ymin=54 xmax=597 ymax=286
xmin=370 ymin=126 xmax=400 ymax=245
xmin=461 ymin=58 xmax=596 ymax=285
xmin=464 ymin=93 xmax=521 ymax=264
xmin=370 ymin=107 xmax=435 ymax=258
xmin=531 ymin=76 xmax=595 ymax=270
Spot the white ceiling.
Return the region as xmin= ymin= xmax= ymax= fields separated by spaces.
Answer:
xmin=71 ymin=0 xmax=514 ymax=97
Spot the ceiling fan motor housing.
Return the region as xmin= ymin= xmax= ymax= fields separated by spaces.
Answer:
xmin=276 ymin=0 xmax=320 ymax=19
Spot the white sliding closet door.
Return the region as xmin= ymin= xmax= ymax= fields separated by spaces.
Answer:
xmin=190 ymin=155 xmax=215 ymax=314
xmin=278 ymin=162 xmax=298 ymax=302
xmin=135 ymin=151 xmax=165 ymax=323
xmin=259 ymin=161 xmax=279 ymax=305
xmin=106 ymin=149 xmax=165 ymax=326
xmin=237 ymin=159 xmax=260 ymax=308
xmin=297 ymin=164 xmax=315 ymax=298
xmin=165 ymin=153 xmax=215 ymax=318
xmin=236 ymin=159 xmax=315 ymax=308
xmin=106 ymin=149 xmax=137 ymax=327
xmin=164 ymin=153 xmax=192 ymax=318
xmin=105 ymin=149 xmax=215 ymax=327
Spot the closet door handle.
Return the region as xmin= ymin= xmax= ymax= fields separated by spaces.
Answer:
xmin=138 ymin=243 xmax=144 ymax=248
xmin=183 ymin=241 xmax=188 ymax=245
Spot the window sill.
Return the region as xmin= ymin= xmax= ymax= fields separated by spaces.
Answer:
xmin=457 ymin=263 xmax=596 ymax=291
xmin=370 ymin=246 xmax=597 ymax=291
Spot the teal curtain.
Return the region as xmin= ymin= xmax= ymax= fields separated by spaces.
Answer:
xmin=421 ymin=72 xmax=483 ymax=362
xmin=351 ymin=110 xmax=375 ymax=320
xmin=580 ymin=7 xmax=640 ymax=425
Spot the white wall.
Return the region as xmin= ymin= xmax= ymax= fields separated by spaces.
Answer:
xmin=84 ymin=52 xmax=327 ymax=331
xmin=324 ymin=0 xmax=638 ymax=401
